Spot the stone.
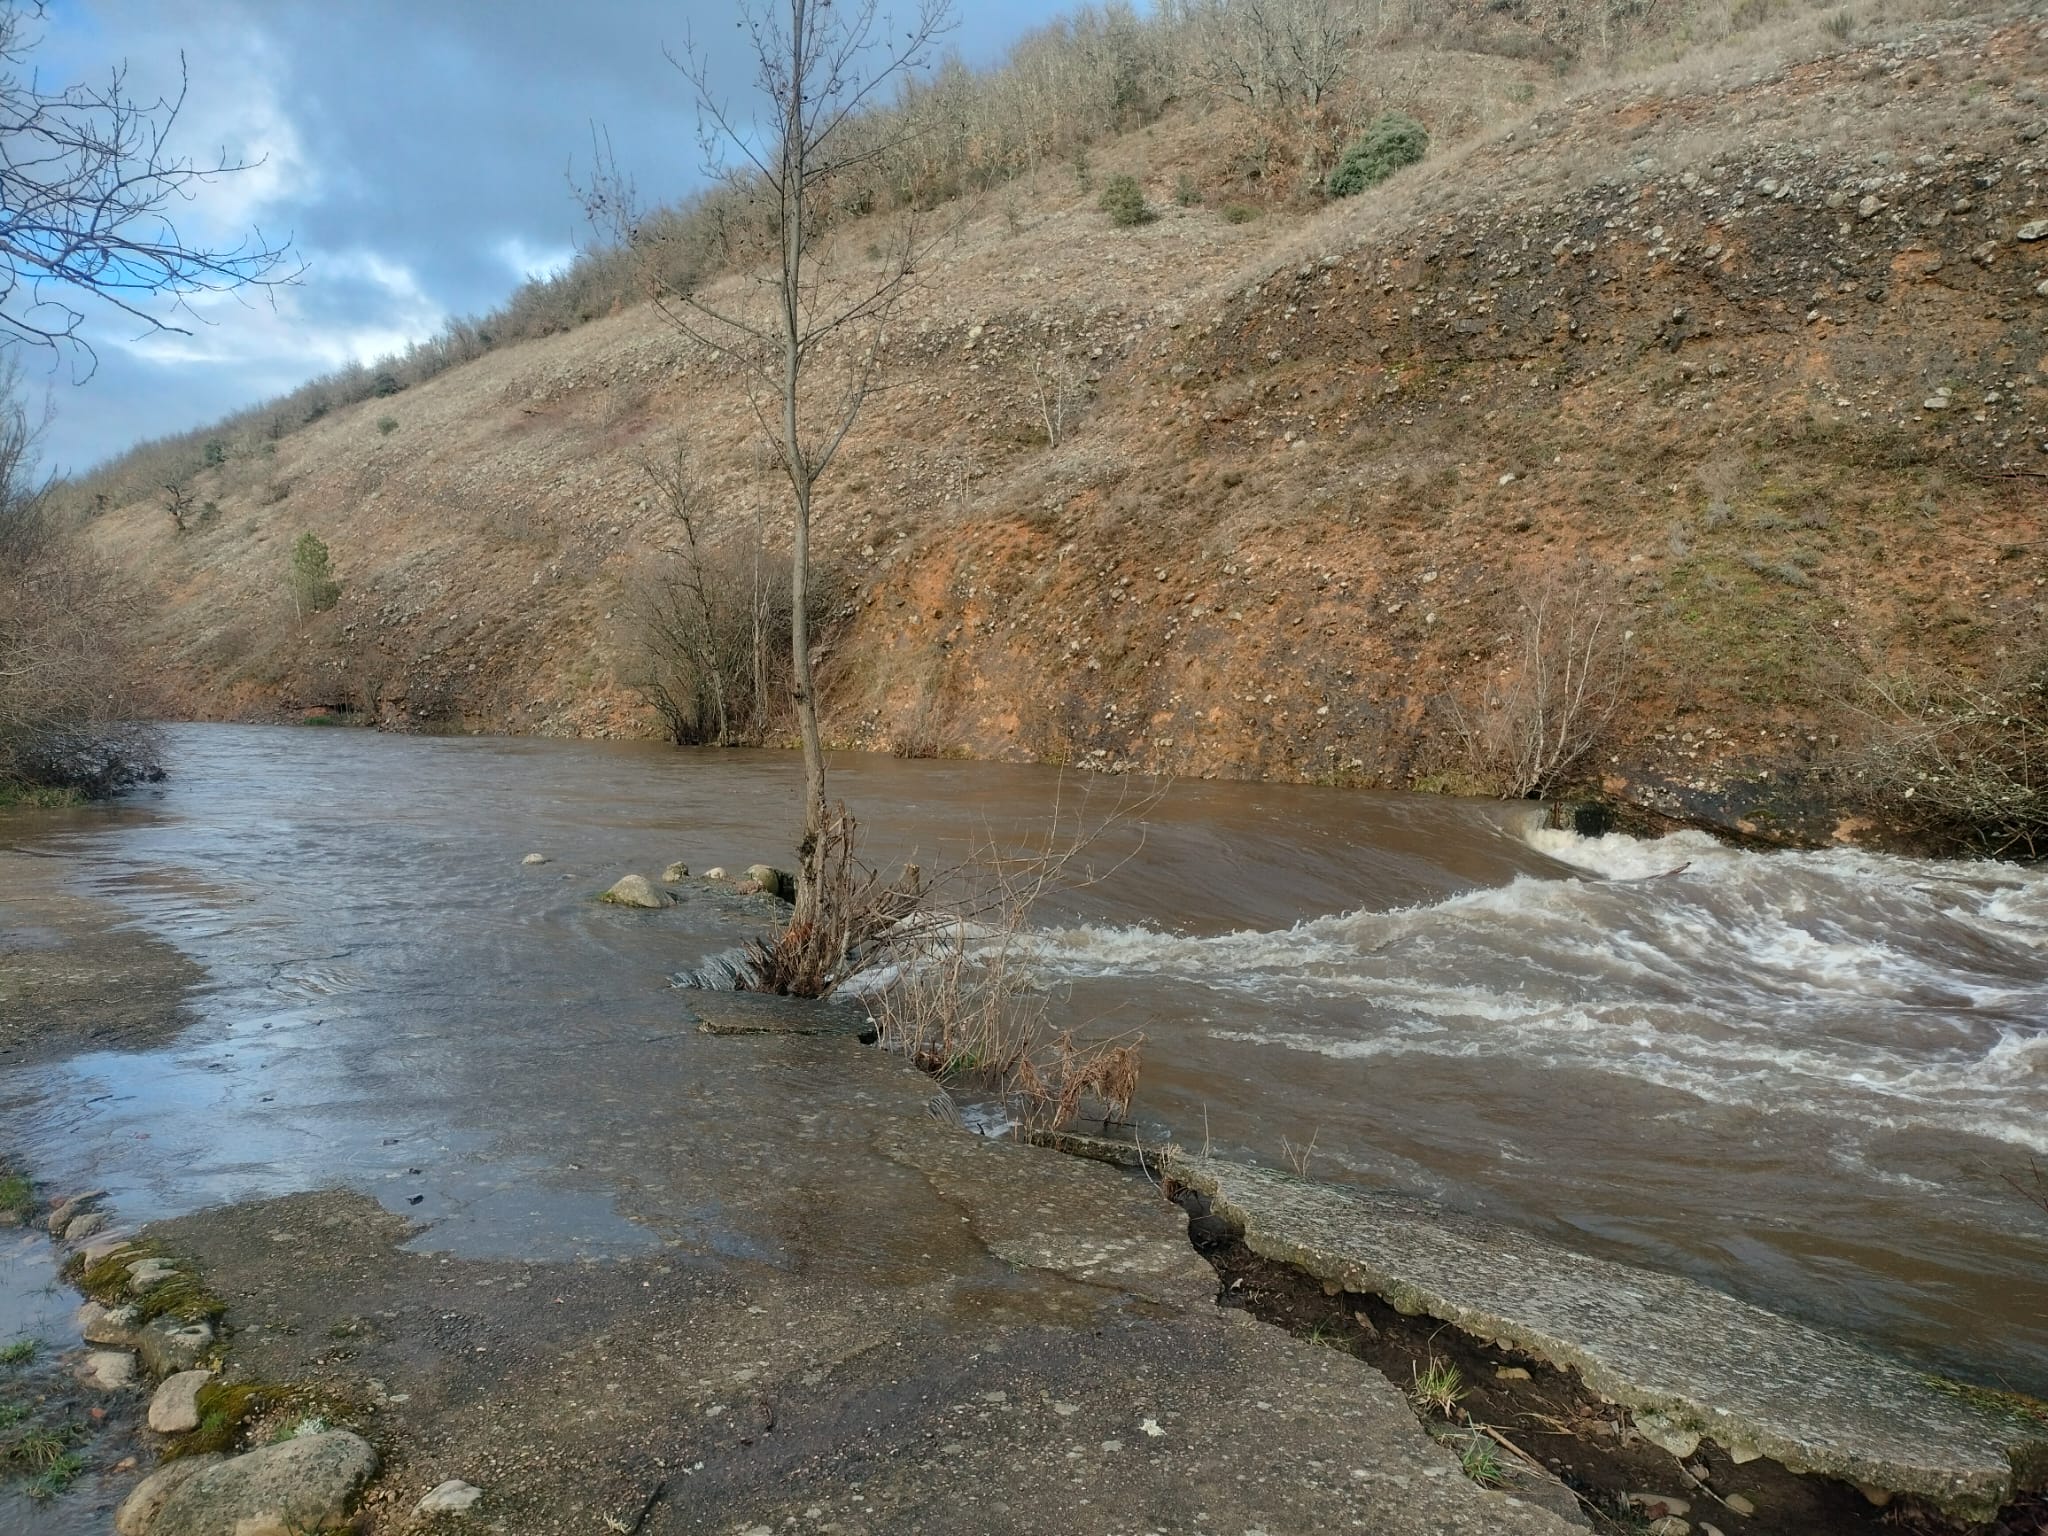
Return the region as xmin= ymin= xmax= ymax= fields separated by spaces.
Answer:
xmin=1922 ymin=395 xmax=1950 ymax=411
xmin=81 ymin=1300 xmax=144 ymax=1347
xmin=1646 ymin=1520 xmax=1691 ymax=1536
xmin=703 ymin=866 xmax=727 ymax=880
xmin=1723 ymin=1493 xmax=1756 ymax=1516
xmin=83 ymin=1236 xmax=137 ymax=1264
xmin=1636 ymin=1409 xmax=1703 ymax=1459
xmin=66 ymin=1210 xmax=111 ymax=1242
xmin=520 ymin=853 xmax=549 ymax=866
xmin=1856 ymin=194 xmax=1882 ymax=219
xmin=415 ymin=1479 xmax=483 ymax=1515
xmin=148 ymin=1429 xmax=378 ymax=1536
xmin=49 ymin=1189 xmax=107 ymax=1236
xmin=137 ymin=1317 xmax=216 ymax=1376
xmin=115 ymin=1455 xmax=224 ymax=1536
xmin=1496 ymin=1366 xmax=1532 ymax=1381
xmin=127 ymin=1257 xmax=179 ymax=1291
xmin=149 ymin=1370 xmax=213 ymax=1433
xmin=1161 ymin=1152 xmax=2048 ymax=1521
xmin=743 ymin=864 xmax=793 ymax=901
xmin=2036 ymin=279 xmax=2048 ymax=299
xmin=86 ymin=1349 xmax=138 ymax=1389
xmin=660 ymin=861 xmax=689 ymax=884
xmin=2017 ymin=219 xmax=2048 ymax=242
xmin=599 ymin=874 xmax=670 ymax=909
xmin=1625 ymin=1492 xmax=1689 ymax=1517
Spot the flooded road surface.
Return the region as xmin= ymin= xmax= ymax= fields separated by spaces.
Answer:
xmin=3 ymin=723 xmax=2044 ymax=1400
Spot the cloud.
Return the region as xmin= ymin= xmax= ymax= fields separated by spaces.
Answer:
xmin=494 ymin=237 xmax=576 ymax=286
xmin=29 ymin=0 xmax=1079 ymax=474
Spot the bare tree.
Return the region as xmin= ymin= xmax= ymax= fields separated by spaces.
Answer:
xmin=0 ymin=1 xmax=301 ymax=373
xmin=1028 ymin=327 xmax=1089 ymax=448
xmin=1463 ymin=565 xmax=1633 ymax=800
xmin=583 ymin=0 xmax=952 ymax=956
xmin=1170 ymin=0 xmax=1365 ymax=116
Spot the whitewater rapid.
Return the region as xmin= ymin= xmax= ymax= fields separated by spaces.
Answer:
xmin=1019 ymin=825 xmax=2048 ymax=1155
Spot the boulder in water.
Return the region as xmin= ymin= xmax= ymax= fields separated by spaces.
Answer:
xmin=600 ymin=875 xmax=670 ymax=909
xmin=520 ymin=853 xmax=550 ymax=866
xmin=744 ymin=864 xmax=794 ymax=902
xmin=661 ymin=861 xmax=689 ymax=884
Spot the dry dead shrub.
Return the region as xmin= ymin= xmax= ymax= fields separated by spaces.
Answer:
xmin=1461 ymin=563 xmax=1633 ymax=799
xmin=1846 ymin=642 xmax=2048 ymax=857
xmin=719 ymin=779 xmax=1154 ymax=1132
xmin=863 ymin=780 xmax=1154 ymax=1130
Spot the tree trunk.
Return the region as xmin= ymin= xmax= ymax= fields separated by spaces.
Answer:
xmin=782 ymin=0 xmax=829 ymax=932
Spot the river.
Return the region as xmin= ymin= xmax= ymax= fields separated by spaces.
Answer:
xmin=3 ymin=723 xmax=2043 ymax=1399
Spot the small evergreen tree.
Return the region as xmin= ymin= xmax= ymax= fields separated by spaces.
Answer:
xmin=1326 ymin=113 xmax=1429 ymax=198
xmin=1098 ymin=174 xmax=1152 ymax=227
xmin=290 ymin=532 xmax=341 ymax=616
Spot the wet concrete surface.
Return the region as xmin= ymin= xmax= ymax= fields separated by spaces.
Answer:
xmin=141 ymin=1090 xmax=1579 ymax=1536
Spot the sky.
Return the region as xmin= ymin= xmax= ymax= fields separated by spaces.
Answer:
xmin=23 ymin=0 xmax=1072 ymax=475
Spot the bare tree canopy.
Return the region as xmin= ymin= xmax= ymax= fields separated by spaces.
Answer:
xmin=0 ymin=0 xmax=301 ymax=372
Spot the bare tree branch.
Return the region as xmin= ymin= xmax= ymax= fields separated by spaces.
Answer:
xmin=0 ymin=2 xmax=303 ymax=377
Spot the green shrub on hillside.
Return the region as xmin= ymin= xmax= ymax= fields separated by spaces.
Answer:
xmin=289 ymin=533 xmax=341 ymax=617
xmin=1326 ymin=113 xmax=1429 ymax=198
xmin=1098 ymin=174 xmax=1152 ymax=228
xmin=1173 ymin=172 xmax=1201 ymax=207
xmin=1221 ymin=203 xmax=1260 ymax=225
xmin=376 ymin=416 xmax=398 ymax=435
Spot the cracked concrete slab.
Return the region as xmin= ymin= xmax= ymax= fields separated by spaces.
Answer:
xmin=1163 ymin=1150 xmax=2048 ymax=1521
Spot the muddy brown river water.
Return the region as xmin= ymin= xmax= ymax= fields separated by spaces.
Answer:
xmin=3 ymin=723 xmax=2044 ymax=1419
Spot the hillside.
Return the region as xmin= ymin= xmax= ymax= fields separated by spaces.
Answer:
xmin=78 ymin=4 xmax=2048 ymax=847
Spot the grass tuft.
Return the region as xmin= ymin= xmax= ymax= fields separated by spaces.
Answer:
xmin=1410 ymin=1356 xmax=1466 ymax=1417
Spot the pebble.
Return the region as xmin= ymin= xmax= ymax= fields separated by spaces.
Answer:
xmin=1723 ymin=1493 xmax=1756 ymax=1516
xmin=1494 ymin=1366 xmax=1532 ymax=1381
xmin=1646 ymin=1520 xmax=1691 ymax=1536
xmin=1625 ymin=1492 xmax=1690 ymax=1517
xmin=415 ymin=1479 xmax=484 ymax=1515
xmin=520 ymin=853 xmax=549 ymax=865
xmin=2017 ymin=219 xmax=2048 ymax=241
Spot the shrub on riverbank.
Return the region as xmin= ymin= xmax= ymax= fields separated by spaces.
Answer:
xmin=1850 ymin=644 xmax=2048 ymax=857
xmin=0 ymin=371 xmax=163 ymax=802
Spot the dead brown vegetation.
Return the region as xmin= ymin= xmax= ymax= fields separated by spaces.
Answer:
xmin=1458 ymin=563 xmax=1634 ymax=800
xmin=0 ymin=368 xmax=160 ymax=797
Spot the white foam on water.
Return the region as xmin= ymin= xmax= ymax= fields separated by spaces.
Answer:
xmin=1020 ymin=825 xmax=2048 ymax=1153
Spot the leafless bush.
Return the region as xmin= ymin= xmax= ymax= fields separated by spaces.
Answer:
xmin=863 ymin=785 xmax=1154 ymax=1131
xmin=1461 ymin=564 xmax=1633 ymax=799
xmin=1846 ymin=643 xmax=2048 ymax=857
xmin=0 ymin=436 xmax=159 ymax=793
xmin=622 ymin=442 xmax=821 ymax=748
xmin=1028 ymin=333 xmax=1090 ymax=448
